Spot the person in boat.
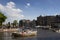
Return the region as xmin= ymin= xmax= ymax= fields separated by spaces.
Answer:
xmin=21 ymin=30 xmax=27 ymax=35
xmin=26 ymin=29 xmax=32 ymax=34
xmin=21 ymin=29 xmax=32 ymax=34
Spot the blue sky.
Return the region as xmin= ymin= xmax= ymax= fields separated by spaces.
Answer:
xmin=0 ymin=0 xmax=60 ymax=23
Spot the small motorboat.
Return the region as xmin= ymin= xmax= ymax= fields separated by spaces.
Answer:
xmin=12 ymin=29 xmax=37 ymax=37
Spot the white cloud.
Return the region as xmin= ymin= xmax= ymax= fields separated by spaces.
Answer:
xmin=6 ymin=2 xmax=15 ymax=8
xmin=25 ymin=3 xmax=30 ymax=8
xmin=27 ymin=3 xmax=30 ymax=6
xmin=0 ymin=2 xmax=24 ymax=23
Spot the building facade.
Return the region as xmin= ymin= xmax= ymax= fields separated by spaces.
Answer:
xmin=19 ymin=19 xmax=31 ymax=28
xmin=37 ymin=15 xmax=60 ymax=28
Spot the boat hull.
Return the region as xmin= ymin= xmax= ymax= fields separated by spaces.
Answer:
xmin=12 ymin=31 xmax=37 ymax=37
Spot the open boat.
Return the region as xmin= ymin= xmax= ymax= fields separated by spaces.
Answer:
xmin=12 ymin=29 xmax=37 ymax=37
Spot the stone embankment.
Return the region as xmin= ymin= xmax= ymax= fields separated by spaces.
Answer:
xmin=0 ymin=28 xmax=19 ymax=32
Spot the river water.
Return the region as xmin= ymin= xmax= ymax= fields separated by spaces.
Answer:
xmin=0 ymin=28 xmax=60 ymax=40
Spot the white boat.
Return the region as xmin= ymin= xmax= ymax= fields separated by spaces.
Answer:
xmin=12 ymin=29 xmax=37 ymax=37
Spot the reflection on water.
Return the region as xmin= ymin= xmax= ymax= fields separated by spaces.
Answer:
xmin=0 ymin=28 xmax=60 ymax=40
xmin=0 ymin=32 xmax=4 ymax=40
xmin=3 ymin=32 xmax=37 ymax=40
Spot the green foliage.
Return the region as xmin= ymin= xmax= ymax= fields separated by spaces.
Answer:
xmin=0 ymin=12 xmax=7 ymax=26
xmin=13 ymin=20 xmax=18 ymax=27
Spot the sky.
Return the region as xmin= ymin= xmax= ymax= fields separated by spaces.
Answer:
xmin=0 ymin=0 xmax=60 ymax=23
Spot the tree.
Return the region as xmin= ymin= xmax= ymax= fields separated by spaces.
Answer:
xmin=0 ymin=12 xmax=7 ymax=26
xmin=13 ymin=20 xmax=18 ymax=27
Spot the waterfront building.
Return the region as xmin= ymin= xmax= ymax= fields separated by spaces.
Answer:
xmin=37 ymin=15 xmax=60 ymax=28
xmin=31 ymin=19 xmax=36 ymax=28
xmin=19 ymin=19 xmax=26 ymax=27
xmin=19 ymin=19 xmax=31 ymax=28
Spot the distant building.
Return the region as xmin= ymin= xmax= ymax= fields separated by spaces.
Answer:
xmin=51 ymin=22 xmax=60 ymax=28
xmin=31 ymin=20 xmax=36 ymax=28
xmin=37 ymin=15 xmax=60 ymax=28
xmin=24 ymin=20 xmax=31 ymax=27
xmin=19 ymin=19 xmax=26 ymax=27
xmin=19 ymin=19 xmax=37 ymax=28
xmin=19 ymin=19 xmax=31 ymax=28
